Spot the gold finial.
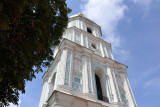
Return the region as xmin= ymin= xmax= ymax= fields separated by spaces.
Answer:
xmin=78 ymin=10 xmax=83 ymax=16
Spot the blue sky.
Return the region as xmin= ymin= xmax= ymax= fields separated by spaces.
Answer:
xmin=10 ymin=0 xmax=160 ymax=107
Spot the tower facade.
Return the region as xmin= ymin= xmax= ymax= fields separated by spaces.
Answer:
xmin=39 ymin=13 xmax=137 ymax=107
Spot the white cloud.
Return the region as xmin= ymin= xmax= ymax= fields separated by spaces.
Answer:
xmin=9 ymin=100 xmax=21 ymax=107
xmin=81 ymin=0 xmax=129 ymax=60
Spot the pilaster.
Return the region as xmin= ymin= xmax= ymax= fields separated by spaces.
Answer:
xmin=122 ymin=73 xmax=137 ymax=107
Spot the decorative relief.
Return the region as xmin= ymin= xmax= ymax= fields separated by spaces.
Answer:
xmin=105 ymin=74 xmax=112 ymax=102
xmin=87 ymin=60 xmax=92 ymax=93
xmin=72 ymin=54 xmax=82 ymax=92
xmin=72 ymin=72 xmax=82 ymax=78
xmin=111 ymin=70 xmax=121 ymax=102
xmin=72 ymin=82 xmax=82 ymax=92
xmin=88 ymin=38 xmax=102 ymax=56
xmin=119 ymin=88 xmax=126 ymax=94
xmin=72 ymin=72 xmax=82 ymax=92
xmin=125 ymin=76 xmax=137 ymax=107
xmin=91 ymin=60 xmax=106 ymax=72
xmin=121 ymin=97 xmax=129 ymax=106
xmin=64 ymin=51 xmax=71 ymax=86
xmin=74 ymin=59 xmax=81 ymax=73
xmin=119 ymin=88 xmax=128 ymax=106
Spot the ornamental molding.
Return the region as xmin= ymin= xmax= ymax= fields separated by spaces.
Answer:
xmin=74 ymin=52 xmax=82 ymax=61
xmin=62 ymin=39 xmax=127 ymax=69
xmin=63 ymin=45 xmax=74 ymax=51
xmin=64 ymin=51 xmax=72 ymax=86
xmin=43 ymin=50 xmax=62 ymax=80
xmin=81 ymin=53 xmax=92 ymax=59
xmin=91 ymin=60 xmax=107 ymax=73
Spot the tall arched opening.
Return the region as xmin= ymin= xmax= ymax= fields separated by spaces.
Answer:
xmin=95 ymin=68 xmax=109 ymax=103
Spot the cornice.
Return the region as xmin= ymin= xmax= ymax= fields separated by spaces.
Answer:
xmin=62 ymin=39 xmax=127 ymax=70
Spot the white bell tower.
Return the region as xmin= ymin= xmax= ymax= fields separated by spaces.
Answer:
xmin=39 ymin=13 xmax=137 ymax=107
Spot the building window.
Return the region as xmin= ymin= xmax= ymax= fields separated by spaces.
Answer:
xmin=95 ymin=74 xmax=103 ymax=100
xmin=95 ymin=68 xmax=109 ymax=103
xmin=87 ymin=27 xmax=92 ymax=34
xmin=91 ymin=43 xmax=97 ymax=49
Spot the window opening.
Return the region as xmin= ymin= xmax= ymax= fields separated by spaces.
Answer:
xmin=95 ymin=74 xmax=103 ymax=101
xmin=95 ymin=73 xmax=109 ymax=103
xmin=91 ymin=43 xmax=96 ymax=49
xmin=87 ymin=28 xmax=92 ymax=34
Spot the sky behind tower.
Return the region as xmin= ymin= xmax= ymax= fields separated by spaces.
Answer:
xmin=10 ymin=0 xmax=160 ymax=107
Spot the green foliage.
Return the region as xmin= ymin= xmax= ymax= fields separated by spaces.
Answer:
xmin=0 ymin=0 xmax=71 ymax=106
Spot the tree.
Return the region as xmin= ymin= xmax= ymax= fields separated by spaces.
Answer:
xmin=0 ymin=0 xmax=71 ymax=106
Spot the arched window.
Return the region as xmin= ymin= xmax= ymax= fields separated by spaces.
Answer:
xmin=87 ymin=27 xmax=92 ymax=34
xmin=95 ymin=74 xmax=103 ymax=100
xmin=95 ymin=68 xmax=109 ymax=103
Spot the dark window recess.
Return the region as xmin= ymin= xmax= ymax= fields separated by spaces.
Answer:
xmin=91 ymin=43 xmax=96 ymax=49
xmin=95 ymin=74 xmax=103 ymax=100
xmin=87 ymin=28 xmax=92 ymax=34
xmin=95 ymin=74 xmax=109 ymax=103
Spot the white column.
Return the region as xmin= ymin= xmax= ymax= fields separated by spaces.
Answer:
xmin=58 ymin=49 xmax=67 ymax=86
xmin=100 ymin=43 xmax=105 ymax=57
xmin=82 ymin=57 xmax=88 ymax=93
xmin=122 ymin=73 xmax=137 ymax=107
xmin=105 ymin=74 xmax=112 ymax=103
xmin=69 ymin=50 xmax=73 ymax=88
xmin=107 ymin=66 xmax=122 ymax=103
xmin=107 ymin=67 xmax=118 ymax=102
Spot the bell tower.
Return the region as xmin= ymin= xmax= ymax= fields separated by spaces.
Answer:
xmin=39 ymin=13 xmax=137 ymax=107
